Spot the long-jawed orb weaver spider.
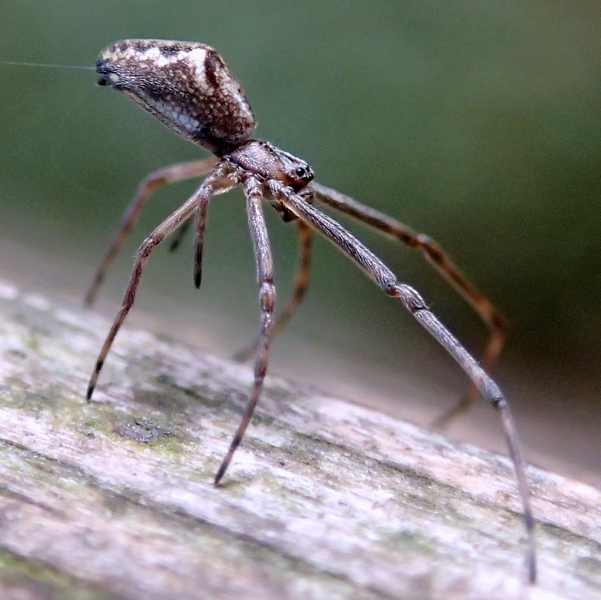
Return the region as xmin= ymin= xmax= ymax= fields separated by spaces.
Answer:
xmin=85 ymin=39 xmax=536 ymax=582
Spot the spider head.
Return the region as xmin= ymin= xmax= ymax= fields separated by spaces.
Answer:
xmin=96 ymin=39 xmax=256 ymax=155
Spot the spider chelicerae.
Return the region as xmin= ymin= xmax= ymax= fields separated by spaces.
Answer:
xmin=86 ymin=39 xmax=535 ymax=582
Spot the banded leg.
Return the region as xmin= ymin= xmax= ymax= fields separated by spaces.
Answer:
xmin=282 ymin=189 xmax=536 ymax=583
xmin=85 ymin=157 xmax=217 ymax=305
xmin=215 ymin=178 xmax=275 ymax=485
xmin=87 ymin=169 xmax=232 ymax=400
xmin=234 ymin=220 xmax=313 ymax=362
xmin=311 ymin=182 xmax=506 ymax=423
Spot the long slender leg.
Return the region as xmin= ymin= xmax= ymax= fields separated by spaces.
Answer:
xmin=234 ymin=220 xmax=313 ymax=362
xmin=87 ymin=169 xmax=229 ymax=400
xmin=168 ymin=218 xmax=192 ymax=252
xmin=85 ymin=157 xmax=218 ymax=306
xmin=191 ymin=167 xmax=243 ymax=289
xmin=194 ymin=190 xmax=211 ymax=288
xmin=283 ymin=189 xmax=536 ymax=583
xmin=215 ymin=178 xmax=275 ymax=485
xmin=311 ymin=182 xmax=506 ymax=422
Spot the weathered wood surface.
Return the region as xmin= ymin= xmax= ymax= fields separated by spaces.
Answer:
xmin=0 ymin=277 xmax=599 ymax=600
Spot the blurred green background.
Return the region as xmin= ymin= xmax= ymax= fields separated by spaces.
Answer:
xmin=0 ymin=2 xmax=600 ymax=483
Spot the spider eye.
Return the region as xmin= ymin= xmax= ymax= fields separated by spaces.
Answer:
xmin=295 ymin=166 xmax=313 ymax=181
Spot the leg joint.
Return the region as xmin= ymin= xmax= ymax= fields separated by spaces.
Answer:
xmin=389 ymin=284 xmax=429 ymax=313
xmin=259 ymin=280 xmax=276 ymax=313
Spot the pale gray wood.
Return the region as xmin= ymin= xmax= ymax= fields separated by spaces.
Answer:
xmin=0 ymin=277 xmax=598 ymax=600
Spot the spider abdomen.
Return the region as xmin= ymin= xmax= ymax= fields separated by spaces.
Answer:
xmin=96 ymin=39 xmax=256 ymax=154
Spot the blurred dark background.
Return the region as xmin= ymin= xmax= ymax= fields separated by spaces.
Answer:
xmin=0 ymin=2 xmax=600 ymax=485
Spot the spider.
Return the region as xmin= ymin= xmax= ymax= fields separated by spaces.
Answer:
xmin=86 ymin=39 xmax=535 ymax=582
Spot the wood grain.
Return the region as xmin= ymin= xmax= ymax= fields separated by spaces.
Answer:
xmin=0 ymin=277 xmax=599 ymax=599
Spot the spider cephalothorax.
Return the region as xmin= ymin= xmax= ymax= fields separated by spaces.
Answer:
xmin=87 ymin=39 xmax=536 ymax=582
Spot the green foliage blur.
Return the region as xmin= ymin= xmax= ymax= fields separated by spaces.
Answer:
xmin=0 ymin=1 xmax=600 ymax=382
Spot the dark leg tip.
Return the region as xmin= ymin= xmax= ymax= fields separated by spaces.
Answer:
xmin=84 ymin=291 xmax=95 ymax=308
xmin=194 ymin=272 xmax=202 ymax=289
xmin=214 ymin=449 xmax=235 ymax=486
xmin=431 ymin=394 xmax=473 ymax=430
xmin=85 ymin=276 xmax=103 ymax=307
xmin=529 ymin=558 xmax=537 ymax=585
xmin=232 ymin=345 xmax=253 ymax=363
xmin=214 ymin=465 xmax=226 ymax=486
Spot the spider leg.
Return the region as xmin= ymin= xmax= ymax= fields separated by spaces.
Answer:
xmin=282 ymin=189 xmax=536 ymax=584
xmin=194 ymin=189 xmax=210 ymax=288
xmin=233 ymin=220 xmax=313 ymax=362
xmin=85 ymin=157 xmax=218 ymax=306
xmin=192 ymin=166 xmax=243 ymax=288
xmin=311 ymin=182 xmax=506 ymax=424
xmin=168 ymin=218 xmax=191 ymax=252
xmin=215 ymin=177 xmax=275 ymax=485
xmin=86 ymin=168 xmax=228 ymax=401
